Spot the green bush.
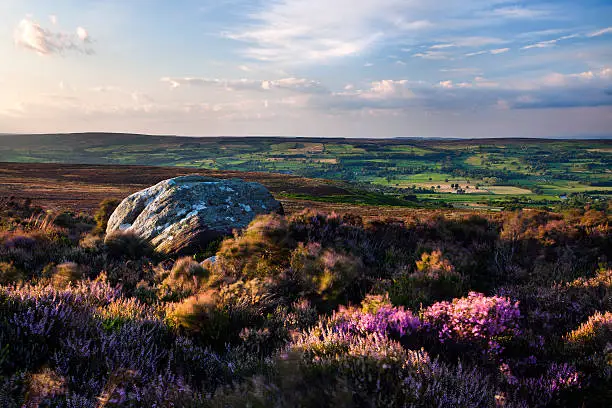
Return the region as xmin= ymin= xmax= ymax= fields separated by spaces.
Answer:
xmin=389 ymin=250 xmax=464 ymax=309
xmin=93 ymin=199 xmax=121 ymax=235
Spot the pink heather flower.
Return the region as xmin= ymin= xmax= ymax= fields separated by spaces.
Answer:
xmin=422 ymin=292 xmax=521 ymax=355
xmin=331 ymin=296 xmax=420 ymax=338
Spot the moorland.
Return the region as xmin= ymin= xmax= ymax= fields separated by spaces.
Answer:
xmin=1 ymin=134 xmax=610 ymax=210
xmin=0 ymin=193 xmax=610 ymax=407
xmin=0 ymin=135 xmax=610 ymax=407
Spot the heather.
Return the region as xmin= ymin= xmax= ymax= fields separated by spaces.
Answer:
xmin=0 ymin=198 xmax=610 ymax=407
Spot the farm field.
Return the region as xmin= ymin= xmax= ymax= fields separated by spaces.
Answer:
xmin=1 ymin=134 xmax=610 ymax=209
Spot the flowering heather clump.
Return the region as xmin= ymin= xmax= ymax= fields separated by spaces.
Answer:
xmin=332 ymin=294 xmax=420 ymax=338
xmin=504 ymin=362 xmax=582 ymax=407
xmin=422 ymin=292 xmax=521 ymax=355
xmin=287 ymin=325 xmax=498 ymax=407
xmin=291 ymin=326 xmax=415 ymax=366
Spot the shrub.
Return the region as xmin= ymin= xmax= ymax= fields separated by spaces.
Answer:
xmin=285 ymin=326 xmax=497 ymax=407
xmin=390 ymin=250 xmax=464 ymax=310
xmin=51 ymin=262 xmax=83 ymax=288
xmin=96 ymin=297 xmax=158 ymax=331
xmin=331 ymin=294 xmax=420 ymax=338
xmin=0 ymin=262 xmax=23 ymax=285
xmin=160 ymin=257 xmax=209 ymax=301
xmin=104 ymin=230 xmax=155 ymax=260
xmin=503 ymin=362 xmax=582 ymax=407
xmin=214 ymin=214 xmax=293 ymax=279
xmin=566 ymin=311 xmax=612 ymax=353
xmin=564 ymin=311 xmax=612 ymax=387
xmin=290 ymin=243 xmax=364 ymax=308
xmin=166 ymin=291 xmax=230 ymax=348
xmin=422 ymin=292 xmax=521 ymax=357
xmin=93 ymin=199 xmax=121 ymax=235
xmin=79 ymin=233 xmax=104 ymax=250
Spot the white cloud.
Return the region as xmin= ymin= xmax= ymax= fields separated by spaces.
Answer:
xmin=588 ymin=27 xmax=612 ymax=37
xmin=413 ymin=51 xmax=452 ymax=60
xmin=490 ymin=48 xmax=510 ymax=55
xmin=161 ymin=76 xmax=325 ymax=93
xmin=76 ymin=27 xmax=90 ymax=42
xmin=487 ymin=7 xmax=551 ymax=19
xmin=430 ymin=43 xmax=455 ymax=50
xmin=465 ymin=50 xmax=487 ymax=57
xmin=522 ymin=34 xmax=578 ymax=50
xmin=13 ymin=17 xmax=93 ymax=55
xmin=440 ymin=36 xmax=507 ymax=48
xmin=540 ymin=67 xmax=612 ymax=87
xmin=224 ymin=0 xmax=432 ymax=64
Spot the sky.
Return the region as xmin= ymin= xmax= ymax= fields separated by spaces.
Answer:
xmin=0 ymin=0 xmax=611 ymax=138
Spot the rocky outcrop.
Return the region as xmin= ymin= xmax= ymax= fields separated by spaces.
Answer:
xmin=106 ymin=175 xmax=283 ymax=254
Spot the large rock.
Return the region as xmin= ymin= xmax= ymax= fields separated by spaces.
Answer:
xmin=106 ymin=175 xmax=283 ymax=254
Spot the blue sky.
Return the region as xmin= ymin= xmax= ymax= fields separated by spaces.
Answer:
xmin=0 ymin=0 xmax=611 ymax=137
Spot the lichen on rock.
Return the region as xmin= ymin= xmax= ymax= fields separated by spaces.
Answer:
xmin=106 ymin=175 xmax=283 ymax=254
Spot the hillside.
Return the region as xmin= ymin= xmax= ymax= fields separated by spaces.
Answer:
xmin=2 ymin=133 xmax=610 ymax=209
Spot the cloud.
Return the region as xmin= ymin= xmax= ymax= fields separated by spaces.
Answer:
xmin=588 ymin=27 xmax=612 ymax=37
xmin=465 ymin=48 xmax=509 ymax=57
xmin=413 ymin=51 xmax=452 ymax=60
xmin=223 ymin=0 xmax=439 ymax=64
xmin=13 ymin=17 xmax=93 ymax=55
xmin=161 ymin=77 xmax=326 ymax=93
xmin=434 ymin=36 xmax=506 ymax=48
xmin=522 ymin=34 xmax=579 ymax=50
xmin=316 ymin=67 xmax=612 ymax=112
xmin=490 ymin=48 xmax=509 ymax=55
xmin=487 ymin=7 xmax=551 ymax=19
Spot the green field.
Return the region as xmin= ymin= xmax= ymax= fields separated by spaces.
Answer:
xmin=1 ymin=134 xmax=610 ymax=209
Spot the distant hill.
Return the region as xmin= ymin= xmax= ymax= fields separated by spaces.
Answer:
xmin=1 ymin=133 xmax=610 ymax=209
